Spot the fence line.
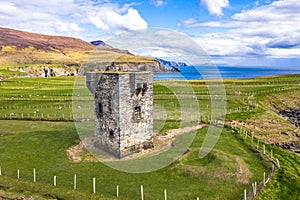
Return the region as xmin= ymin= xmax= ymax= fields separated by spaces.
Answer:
xmin=0 ymin=168 xmax=201 ymax=200
xmin=231 ymin=126 xmax=280 ymax=200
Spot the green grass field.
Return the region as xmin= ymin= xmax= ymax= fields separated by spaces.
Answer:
xmin=0 ymin=121 xmax=272 ymax=200
xmin=0 ymin=74 xmax=299 ymax=199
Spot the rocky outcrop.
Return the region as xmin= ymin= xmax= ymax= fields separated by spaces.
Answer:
xmin=156 ymin=58 xmax=188 ymax=72
xmin=279 ymin=107 xmax=300 ymax=127
xmin=156 ymin=58 xmax=187 ymax=68
xmin=79 ymin=60 xmax=168 ymax=75
xmin=277 ymin=107 xmax=300 ymax=153
xmin=18 ymin=65 xmax=78 ymax=78
xmin=108 ymin=60 xmax=169 ymax=72
xmin=274 ymin=140 xmax=300 ymax=153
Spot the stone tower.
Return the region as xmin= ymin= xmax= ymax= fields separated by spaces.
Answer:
xmin=86 ymin=71 xmax=154 ymax=158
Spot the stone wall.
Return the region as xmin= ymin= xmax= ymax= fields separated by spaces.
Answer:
xmin=119 ymin=72 xmax=154 ymax=157
xmin=93 ymin=73 xmax=120 ymax=157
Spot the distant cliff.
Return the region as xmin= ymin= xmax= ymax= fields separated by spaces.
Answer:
xmin=156 ymin=58 xmax=187 ymax=68
xmin=156 ymin=58 xmax=188 ymax=72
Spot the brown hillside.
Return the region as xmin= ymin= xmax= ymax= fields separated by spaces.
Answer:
xmin=0 ymin=27 xmax=95 ymax=51
xmin=0 ymin=27 xmax=168 ymax=72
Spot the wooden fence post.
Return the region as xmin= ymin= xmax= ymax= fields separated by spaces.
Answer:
xmin=263 ymin=172 xmax=266 ymax=186
xmin=271 ymin=149 xmax=273 ymax=159
xmin=141 ymin=185 xmax=144 ymax=200
xmin=276 ymin=159 xmax=280 ymax=169
xmin=116 ymin=185 xmax=119 ymax=198
xmin=33 ymin=168 xmax=36 ymax=182
xmin=252 ymin=182 xmax=256 ymax=196
xmin=93 ymin=177 xmax=96 ymax=194
xmin=74 ymin=174 xmax=77 ymax=190
xmin=54 ymin=176 xmax=57 ymax=186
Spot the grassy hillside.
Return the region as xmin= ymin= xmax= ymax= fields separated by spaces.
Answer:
xmin=0 ymin=28 xmax=165 ymax=72
xmin=0 ymin=46 xmax=91 ymax=65
xmin=0 ymin=74 xmax=299 ymax=199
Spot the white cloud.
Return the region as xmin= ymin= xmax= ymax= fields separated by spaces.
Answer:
xmin=88 ymin=15 xmax=110 ymax=30
xmin=88 ymin=7 xmax=147 ymax=31
xmin=134 ymin=49 xmax=177 ymax=61
xmin=178 ymin=18 xmax=197 ymax=27
xmin=55 ymin=20 xmax=81 ymax=33
xmin=0 ymin=0 xmax=148 ymax=40
xmin=150 ymin=0 xmax=167 ymax=7
xmin=200 ymin=0 xmax=230 ymax=16
xmin=0 ymin=2 xmax=21 ymax=16
xmin=187 ymin=0 xmax=300 ymax=65
xmin=0 ymin=0 xmax=82 ymax=37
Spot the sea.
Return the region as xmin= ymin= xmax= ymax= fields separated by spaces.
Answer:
xmin=154 ymin=66 xmax=300 ymax=80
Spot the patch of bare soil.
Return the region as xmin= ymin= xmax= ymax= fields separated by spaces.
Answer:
xmin=236 ymin=157 xmax=251 ymax=184
xmin=229 ymin=117 xmax=300 ymax=145
xmin=66 ymin=124 xmax=206 ymax=162
xmin=66 ymin=140 xmax=97 ymax=162
xmin=229 ymin=114 xmax=300 ymax=154
xmin=0 ymin=197 xmax=35 ymax=200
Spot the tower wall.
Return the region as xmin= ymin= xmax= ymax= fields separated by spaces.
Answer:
xmin=87 ymin=71 xmax=153 ymax=158
xmin=93 ymin=73 xmax=120 ymax=157
xmin=119 ymin=72 xmax=154 ymax=157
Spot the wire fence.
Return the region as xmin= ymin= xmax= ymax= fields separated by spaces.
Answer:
xmin=230 ymin=125 xmax=281 ymax=200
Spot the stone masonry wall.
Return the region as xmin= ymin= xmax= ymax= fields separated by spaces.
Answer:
xmin=87 ymin=71 xmax=153 ymax=158
xmin=94 ymin=73 xmax=120 ymax=157
xmin=119 ymin=72 xmax=154 ymax=157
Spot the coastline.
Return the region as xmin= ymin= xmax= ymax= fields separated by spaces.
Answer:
xmin=154 ymin=66 xmax=300 ymax=80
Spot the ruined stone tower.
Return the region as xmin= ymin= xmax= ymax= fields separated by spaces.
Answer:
xmin=86 ymin=71 xmax=154 ymax=158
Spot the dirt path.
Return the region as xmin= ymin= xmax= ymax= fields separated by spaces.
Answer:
xmin=160 ymin=124 xmax=206 ymax=139
xmin=236 ymin=156 xmax=251 ymax=184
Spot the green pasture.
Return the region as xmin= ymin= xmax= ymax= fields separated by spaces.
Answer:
xmin=0 ymin=121 xmax=271 ymax=200
xmin=0 ymin=74 xmax=299 ymax=199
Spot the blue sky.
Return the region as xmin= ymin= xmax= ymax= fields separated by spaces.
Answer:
xmin=0 ymin=0 xmax=300 ymax=67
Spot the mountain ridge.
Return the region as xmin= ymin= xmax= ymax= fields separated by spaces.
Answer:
xmin=0 ymin=27 xmax=94 ymax=51
xmin=0 ymin=27 xmax=168 ymax=72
